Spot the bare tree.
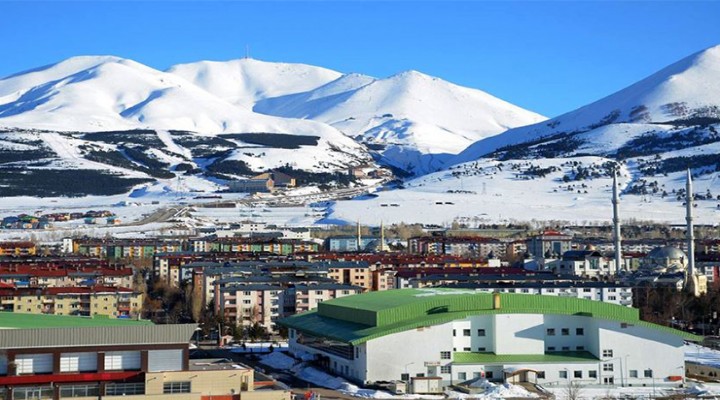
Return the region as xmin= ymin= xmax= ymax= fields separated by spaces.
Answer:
xmin=563 ymin=380 xmax=583 ymax=400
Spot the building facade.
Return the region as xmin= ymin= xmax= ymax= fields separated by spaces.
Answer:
xmin=0 ymin=314 xmax=290 ymax=400
xmin=280 ymin=289 xmax=697 ymax=391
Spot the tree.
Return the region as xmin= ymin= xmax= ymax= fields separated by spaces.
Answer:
xmin=563 ymin=380 xmax=583 ymax=400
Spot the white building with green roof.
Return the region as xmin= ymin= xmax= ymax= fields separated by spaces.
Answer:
xmin=278 ymin=289 xmax=699 ymax=390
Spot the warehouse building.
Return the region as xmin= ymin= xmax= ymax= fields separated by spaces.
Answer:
xmin=279 ymin=289 xmax=698 ymax=390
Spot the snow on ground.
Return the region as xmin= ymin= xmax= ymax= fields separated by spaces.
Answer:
xmin=685 ymin=342 xmax=720 ymax=368
xmin=328 ymin=156 xmax=720 ymax=226
xmin=257 ymin=351 xmax=298 ymax=370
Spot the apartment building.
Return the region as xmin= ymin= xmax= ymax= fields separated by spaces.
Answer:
xmin=0 ymin=286 xmax=142 ymax=318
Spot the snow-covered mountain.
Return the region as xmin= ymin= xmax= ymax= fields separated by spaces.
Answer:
xmin=346 ymin=44 xmax=720 ymax=226
xmin=167 ymin=58 xmax=342 ymax=109
xmin=0 ymin=56 xmax=373 ymax=197
xmin=255 ymin=70 xmax=546 ymax=174
xmin=453 ymin=45 xmax=720 ymax=164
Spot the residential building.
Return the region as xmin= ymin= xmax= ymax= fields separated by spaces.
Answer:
xmin=555 ymin=250 xmax=618 ymax=278
xmin=408 ymin=236 xmax=507 ymax=258
xmin=526 ymin=230 xmax=573 ymax=258
xmin=228 ymin=178 xmax=274 ymax=193
xmin=252 ymin=171 xmax=296 ymax=188
xmin=0 ymin=242 xmax=36 ymax=257
xmin=0 ymin=286 xmax=142 ymax=318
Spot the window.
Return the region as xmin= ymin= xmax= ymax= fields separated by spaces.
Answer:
xmin=163 ymin=382 xmax=191 ymax=394
xmin=440 ymin=366 xmax=451 ymax=374
xmin=478 ymin=347 xmax=486 ymax=352
xmin=477 ymin=329 xmax=486 ymax=336
xmin=106 ymin=383 xmax=145 ymax=396
xmin=561 ymin=328 xmax=570 ymax=336
xmin=453 ymin=329 xmax=457 ymax=336
xmin=559 ymin=370 xmax=568 ymax=379
xmin=355 ymin=347 xmax=359 ymax=359
xmin=243 ymin=299 xmax=251 ymax=304
xmin=458 ymin=372 xmax=467 ymax=381
xmin=576 ymin=346 xmax=585 ymax=351
xmin=609 ymin=296 xmax=617 ymax=301
xmin=463 ymin=347 xmax=471 ymax=351
xmin=315 ymin=290 xmax=323 ymax=295
xmin=485 ymin=371 xmax=493 ymax=379
xmin=644 ymin=369 xmax=653 ymax=378
xmin=562 ymin=346 xmax=570 ymax=351
xmin=576 ymin=328 xmax=584 ymax=335
xmin=13 ymin=386 xmax=54 ymax=400
xmin=603 ymin=363 xmax=614 ymax=372
xmin=589 ymin=370 xmax=597 ymax=379
xmin=243 ymin=291 xmax=251 ymax=296
xmin=440 ymin=351 xmax=451 ymax=360
xmin=574 ymin=370 xmax=582 ymax=378
xmin=546 ymin=328 xmax=555 ymax=336
xmin=60 ymin=384 xmax=100 ymax=398
xmin=537 ymin=371 xmax=545 ymax=379
xmin=630 ymin=370 xmax=638 ymax=378
xmin=602 ymin=349 xmax=613 ymax=358
xmin=547 ymin=346 xmax=556 ymax=351
xmin=401 ymin=373 xmax=409 ymax=381
xmin=463 ymin=329 xmax=471 ymax=336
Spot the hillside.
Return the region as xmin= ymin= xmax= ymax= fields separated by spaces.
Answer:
xmin=0 ymin=56 xmax=373 ymax=197
xmin=327 ymin=45 xmax=720 ymax=225
xmin=255 ymin=70 xmax=546 ymax=175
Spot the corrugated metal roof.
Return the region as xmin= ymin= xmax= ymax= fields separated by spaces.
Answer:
xmin=453 ymin=351 xmax=598 ymax=364
xmin=278 ymin=290 xmax=702 ymax=344
xmin=0 ymin=324 xmax=197 ymax=349
xmin=0 ymin=313 xmax=152 ymax=329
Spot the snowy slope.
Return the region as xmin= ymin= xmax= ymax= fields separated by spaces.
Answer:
xmin=0 ymin=56 xmax=352 ymax=140
xmin=167 ymin=58 xmax=342 ymax=109
xmin=256 ymin=70 xmax=546 ymax=174
xmin=453 ymin=44 xmax=720 ymax=163
xmin=328 ymin=156 xmax=720 ymax=225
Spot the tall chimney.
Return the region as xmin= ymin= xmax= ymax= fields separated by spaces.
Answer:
xmin=612 ymin=169 xmax=623 ymax=273
xmin=685 ymin=169 xmax=696 ymax=293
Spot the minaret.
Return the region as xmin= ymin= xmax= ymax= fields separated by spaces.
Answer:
xmin=612 ymin=169 xmax=623 ymax=273
xmin=357 ymin=220 xmax=362 ymax=252
xmin=380 ymin=221 xmax=386 ymax=252
xmin=685 ymin=169 xmax=697 ymax=294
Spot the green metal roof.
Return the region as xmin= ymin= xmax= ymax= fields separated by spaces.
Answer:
xmin=0 ymin=312 xmax=154 ymax=329
xmin=278 ymin=289 xmax=702 ymax=344
xmin=453 ymin=351 xmax=598 ymax=364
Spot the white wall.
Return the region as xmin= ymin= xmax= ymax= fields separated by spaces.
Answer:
xmin=595 ymin=319 xmax=685 ymax=386
xmin=494 ymin=314 xmax=544 ymax=355
xmin=366 ymin=322 xmax=455 ymax=383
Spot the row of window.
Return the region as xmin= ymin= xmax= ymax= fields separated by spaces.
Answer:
xmin=453 ymin=329 xmax=486 ymax=337
xmin=546 ymin=328 xmax=584 ymax=336
xmin=559 ymin=368 xmax=653 ymax=378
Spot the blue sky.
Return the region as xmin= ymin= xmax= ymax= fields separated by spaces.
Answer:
xmin=1 ymin=1 xmax=719 ymax=117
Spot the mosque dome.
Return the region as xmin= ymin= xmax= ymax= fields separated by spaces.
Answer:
xmin=647 ymin=246 xmax=687 ymax=261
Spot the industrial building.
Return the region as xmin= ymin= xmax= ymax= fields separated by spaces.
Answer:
xmin=0 ymin=314 xmax=289 ymax=400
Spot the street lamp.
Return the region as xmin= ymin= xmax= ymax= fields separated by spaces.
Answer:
xmin=650 ymin=368 xmax=655 ymax=399
xmin=404 ymin=362 xmax=415 ymax=380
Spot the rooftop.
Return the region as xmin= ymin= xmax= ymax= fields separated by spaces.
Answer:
xmin=0 ymin=312 xmax=153 ymax=329
xmin=278 ymin=289 xmax=701 ymax=345
xmin=453 ymin=351 xmax=598 ymax=364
